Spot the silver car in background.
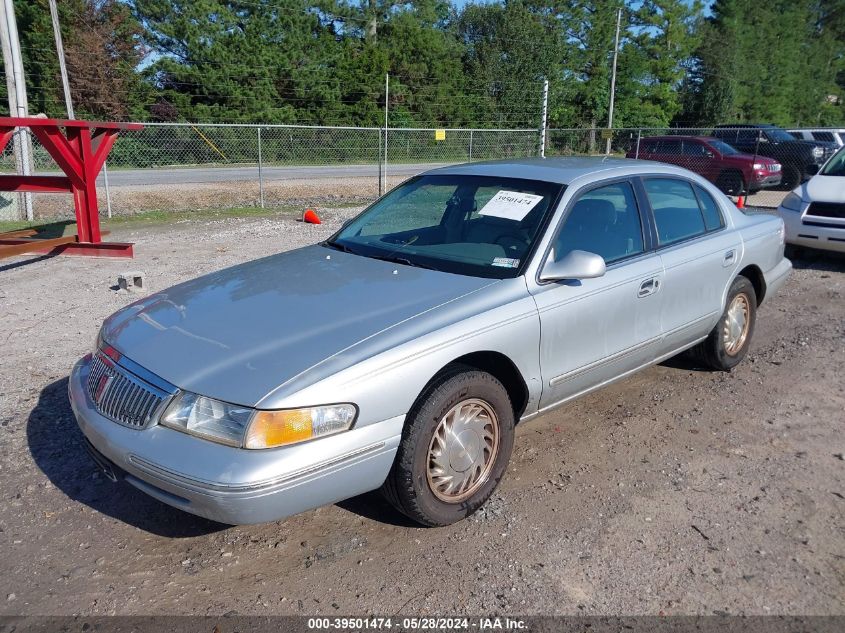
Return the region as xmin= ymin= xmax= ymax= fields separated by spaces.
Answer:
xmin=69 ymin=158 xmax=791 ymax=527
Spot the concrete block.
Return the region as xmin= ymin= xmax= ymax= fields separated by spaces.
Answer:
xmin=118 ymin=271 xmax=145 ymax=291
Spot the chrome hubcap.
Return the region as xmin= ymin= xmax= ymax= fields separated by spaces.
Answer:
xmin=426 ymin=398 xmax=499 ymax=503
xmin=723 ymin=293 xmax=750 ymax=355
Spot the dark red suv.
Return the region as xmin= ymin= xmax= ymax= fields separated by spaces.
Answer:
xmin=626 ymin=136 xmax=782 ymax=195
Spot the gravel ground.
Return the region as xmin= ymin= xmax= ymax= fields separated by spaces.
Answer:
xmin=0 ymin=209 xmax=842 ymax=617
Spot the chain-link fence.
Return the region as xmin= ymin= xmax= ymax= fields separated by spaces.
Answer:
xmin=0 ymin=123 xmax=540 ymax=219
xmin=2 ymin=123 xmax=840 ymax=220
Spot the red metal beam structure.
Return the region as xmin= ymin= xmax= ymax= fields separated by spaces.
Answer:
xmin=0 ymin=117 xmax=143 ymax=259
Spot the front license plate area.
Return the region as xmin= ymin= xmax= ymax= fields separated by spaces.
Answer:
xmin=82 ymin=438 xmax=123 ymax=483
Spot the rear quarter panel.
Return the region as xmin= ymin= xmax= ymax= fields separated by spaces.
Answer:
xmin=731 ymin=208 xmax=786 ymax=277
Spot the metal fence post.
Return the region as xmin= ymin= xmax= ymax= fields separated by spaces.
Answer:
xmin=383 ymin=73 xmax=389 ymax=194
xmin=469 ymin=130 xmax=474 ymax=162
xmin=257 ymin=126 xmax=265 ymax=208
xmin=635 ymin=128 xmax=642 ymax=159
xmin=378 ymin=128 xmax=383 ymax=197
xmin=539 ymin=78 xmax=549 ymax=158
xmin=103 ymin=161 xmax=112 ymax=218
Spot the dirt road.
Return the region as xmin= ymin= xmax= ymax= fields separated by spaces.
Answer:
xmin=0 ymin=209 xmax=842 ymax=616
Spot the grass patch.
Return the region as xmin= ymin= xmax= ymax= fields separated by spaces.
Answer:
xmin=0 ymin=202 xmax=365 ymax=234
xmin=104 ymin=205 xmax=292 ymax=227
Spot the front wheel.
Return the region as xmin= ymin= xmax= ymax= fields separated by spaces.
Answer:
xmin=696 ymin=275 xmax=757 ymax=371
xmin=779 ymin=164 xmax=801 ymax=191
xmin=716 ymin=171 xmax=746 ymax=196
xmin=381 ymin=370 xmax=515 ymax=526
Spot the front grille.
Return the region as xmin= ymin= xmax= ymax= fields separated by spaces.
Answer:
xmin=806 ymin=202 xmax=845 ymax=219
xmin=87 ymin=353 xmax=170 ymax=429
xmin=768 ymin=164 xmax=781 ymax=172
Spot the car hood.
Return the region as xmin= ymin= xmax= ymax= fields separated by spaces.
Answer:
xmin=799 ymin=175 xmax=845 ymax=203
xmin=102 ymin=245 xmax=497 ymax=406
xmin=730 ymin=152 xmax=778 ymax=165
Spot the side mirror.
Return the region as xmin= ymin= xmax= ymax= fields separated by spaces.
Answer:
xmin=539 ymin=249 xmax=606 ymax=282
xmin=705 ymin=150 xmax=715 ymax=158
xmin=804 ymin=163 xmax=820 ymax=178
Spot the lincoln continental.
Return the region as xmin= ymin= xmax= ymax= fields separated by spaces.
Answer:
xmin=69 ymin=157 xmax=791 ymax=527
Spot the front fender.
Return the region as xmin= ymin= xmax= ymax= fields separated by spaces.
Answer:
xmin=256 ymin=278 xmax=542 ymax=428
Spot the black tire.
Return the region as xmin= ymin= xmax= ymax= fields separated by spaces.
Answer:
xmin=696 ymin=275 xmax=757 ymax=371
xmin=381 ymin=369 xmax=515 ymax=527
xmin=780 ymin=164 xmax=801 ymax=191
xmin=715 ymin=170 xmax=746 ymax=196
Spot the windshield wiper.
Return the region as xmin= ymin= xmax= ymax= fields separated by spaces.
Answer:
xmin=322 ymin=240 xmax=356 ymax=254
xmin=367 ymin=253 xmax=438 ymax=271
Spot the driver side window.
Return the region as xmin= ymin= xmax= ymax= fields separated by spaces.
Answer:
xmin=554 ymin=181 xmax=644 ymax=265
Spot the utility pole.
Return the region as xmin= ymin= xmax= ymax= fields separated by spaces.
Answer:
xmin=1 ymin=0 xmax=33 ymax=220
xmin=539 ymin=78 xmax=549 ymax=158
xmin=605 ymin=7 xmax=622 ymax=156
xmin=49 ymin=0 xmax=73 ymax=119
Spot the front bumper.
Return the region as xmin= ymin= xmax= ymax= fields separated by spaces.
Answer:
xmin=69 ymin=357 xmax=403 ymax=524
xmin=750 ymin=172 xmax=782 ymax=190
xmin=779 ymin=209 xmax=845 ymax=253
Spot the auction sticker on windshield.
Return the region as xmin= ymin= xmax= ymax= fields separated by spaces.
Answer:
xmin=492 ymin=257 xmax=520 ymax=268
xmin=478 ymin=190 xmax=543 ymax=221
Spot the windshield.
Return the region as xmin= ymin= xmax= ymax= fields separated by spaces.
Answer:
xmin=707 ymin=139 xmax=739 ymax=155
xmin=326 ymin=175 xmax=563 ymax=278
xmin=765 ymin=128 xmax=797 ymax=143
xmin=820 ymin=146 xmax=845 ymax=176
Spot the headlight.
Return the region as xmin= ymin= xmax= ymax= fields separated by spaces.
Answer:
xmin=160 ymin=392 xmax=357 ymax=449
xmin=753 ymin=163 xmax=764 ymax=170
xmin=812 ymin=147 xmax=823 ymax=158
xmin=161 ymin=392 xmax=253 ymax=447
xmin=779 ymin=192 xmax=804 ymax=212
xmin=245 ymin=404 xmax=357 ymax=449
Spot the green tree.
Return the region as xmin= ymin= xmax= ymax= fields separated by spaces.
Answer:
xmin=456 ymin=1 xmax=567 ymax=128
xmin=624 ymin=0 xmax=703 ymax=127
xmin=682 ymin=0 xmax=843 ymax=126
xmin=133 ymin=0 xmax=342 ymax=123
xmin=17 ymin=0 xmax=145 ymax=119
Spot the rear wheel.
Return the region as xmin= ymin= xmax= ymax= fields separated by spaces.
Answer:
xmin=696 ymin=275 xmax=757 ymax=371
xmin=716 ymin=170 xmax=746 ymax=196
xmin=381 ymin=370 xmax=515 ymax=526
xmin=780 ymin=164 xmax=801 ymax=191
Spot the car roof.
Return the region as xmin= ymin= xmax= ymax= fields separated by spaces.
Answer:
xmin=788 ymin=128 xmax=845 ymax=133
xmin=639 ymin=135 xmax=713 ymax=142
xmin=715 ymin=123 xmax=778 ymax=128
xmin=425 ymin=156 xmax=699 ymax=186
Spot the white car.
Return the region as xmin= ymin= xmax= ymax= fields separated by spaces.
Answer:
xmin=777 ymin=146 xmax=845 ymax=253
xmin=788 ymin=129 xmax=845 ymax=148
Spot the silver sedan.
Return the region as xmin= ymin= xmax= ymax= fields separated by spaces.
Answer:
xmin=69 ymin=157 xmax=792 ymax=527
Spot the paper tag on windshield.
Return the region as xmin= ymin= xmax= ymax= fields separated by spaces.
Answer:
xmin=492 ymin=257 xmax=520 ymax=268
xmin=478 ymin=191 xmax=543 ymax=221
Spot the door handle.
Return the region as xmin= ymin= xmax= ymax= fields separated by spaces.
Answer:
xmin=638 ymin=278 xmax=660 ymax=298
xmin=723 ymin=249 xmax=737 ymax=267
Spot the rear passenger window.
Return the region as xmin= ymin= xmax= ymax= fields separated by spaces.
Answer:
xmin=694 ymin=186 xmax=725 ymax=231
xmin=555 ymin=182 xmax=644 ymax=264
xmin=682 ymin=141 xmax=708 ymax=156
xmin=644 ymin=178 xmax=706 ymax=246
xmin=812 ymin=132 xmax=834 ymax=142
xmin=657 ymin=140 xmax=682 ymax=155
